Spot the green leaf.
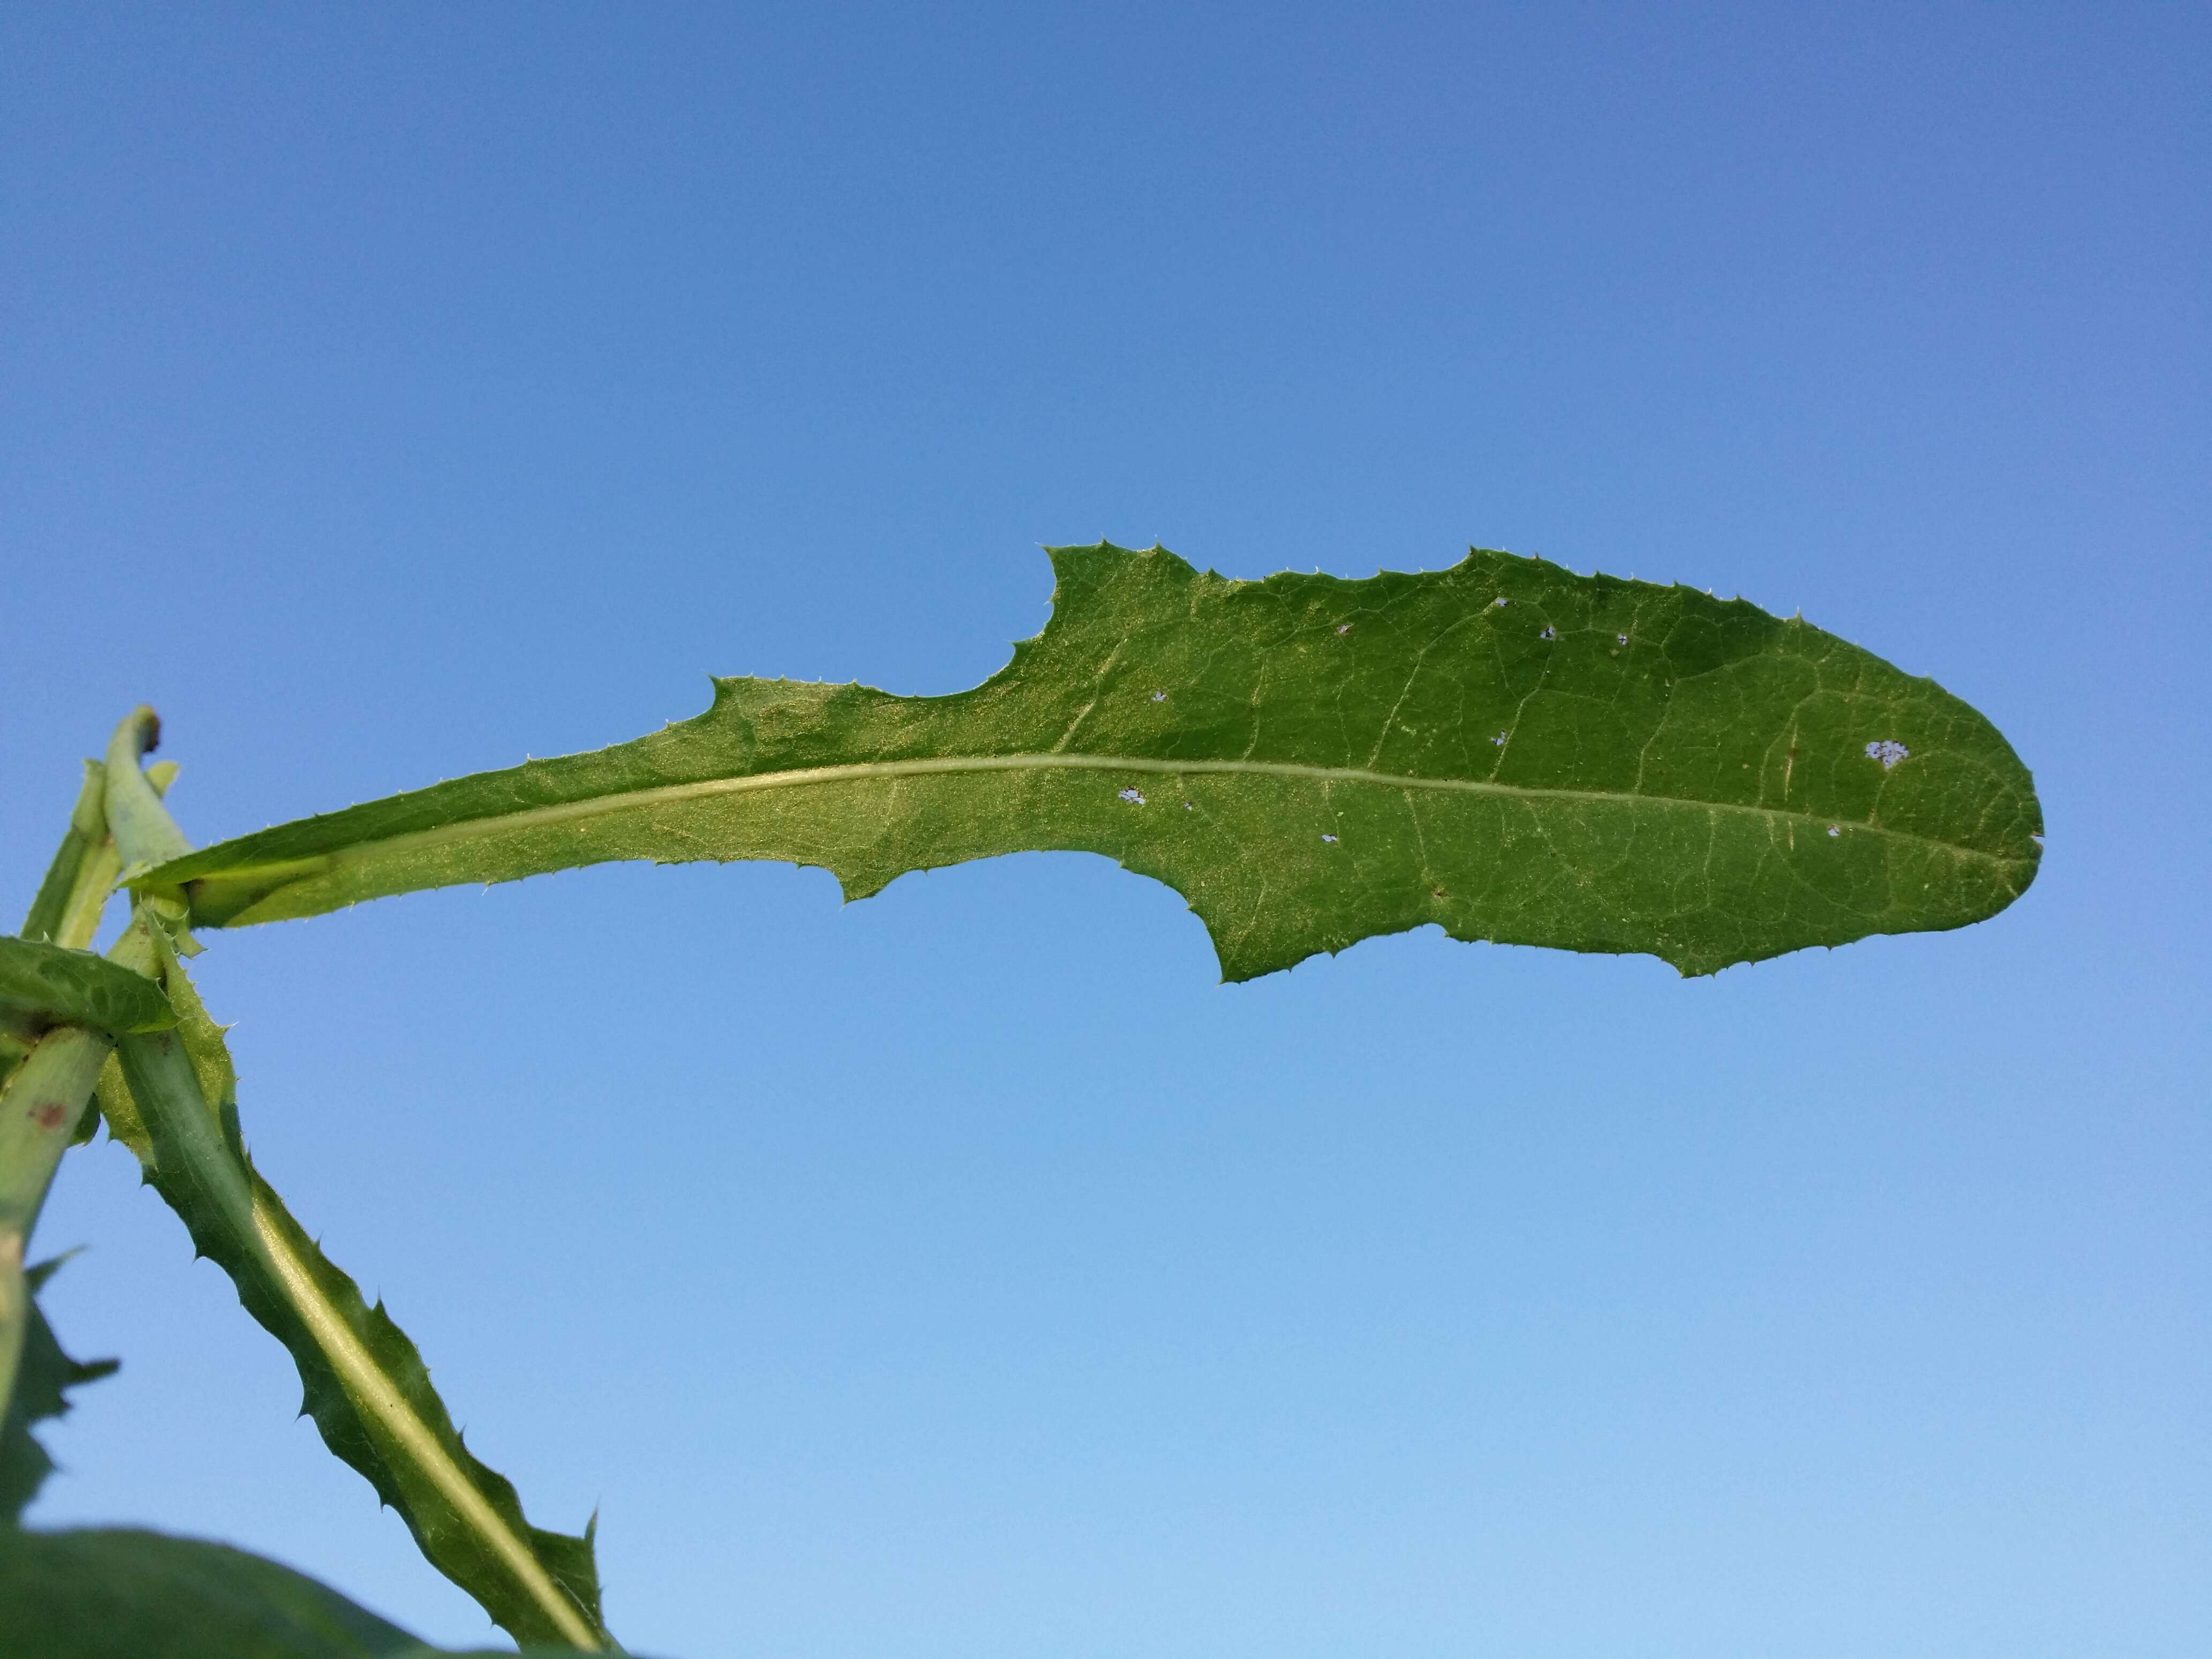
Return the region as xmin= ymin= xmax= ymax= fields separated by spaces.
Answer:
xmin=104 ymin=926 xmax=612 ymax=1651
xmin=0 ymin=1260 xmax=118 ymax=1526
xmin=0 ymin=1527 xmax=661 ymax=1659
xmin=0 ymin=1527 xmax=422 ymax=1659
xmin=142 ymin=544 xmax=2041 ymax=977
xmin=20 ymin=765 xmax=109 ymax=947
xmin=0 ymin=938 xmax=174 ymax=1040
xmin=22 ymin=758 xmax=181 ymax=955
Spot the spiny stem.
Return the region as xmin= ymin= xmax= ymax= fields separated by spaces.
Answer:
xmin=95 ymin=724 xmax=614 ymax=1648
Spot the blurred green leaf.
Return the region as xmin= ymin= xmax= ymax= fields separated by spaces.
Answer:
xmin=0 ymin=1528 xmax=660 ymax=1659
xmin=0 ymin=1527 xmax=422 ymax=1659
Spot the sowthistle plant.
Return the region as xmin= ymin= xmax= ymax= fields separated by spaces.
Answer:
xmin=0 ymin=544 xmax=2041 ymax=1658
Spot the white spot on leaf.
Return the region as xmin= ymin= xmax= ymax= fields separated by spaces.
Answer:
xmin=1118 ymin=788 xmax=1146 ymax=805
xmin=1540 ymin=624 xmax=1556 ymax=640
xmin=1865 ymin=739 xmax=1909 ymax=769
xmin=1827 ymin=825 xmax=1841 ymax=837
xmin=1320 ymin=833 xmax=1339 ymax=843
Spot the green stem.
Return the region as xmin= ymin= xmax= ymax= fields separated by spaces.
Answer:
xmin=94 ymin=749 xmax=613 ymax=1647
xmin=0 ymin=743 xmax=178 ymax=1429
xmin=0 ymin=1028 xmax=112 ymax=1429
xmin=0 ymin=746 xmax=180 ymax=1250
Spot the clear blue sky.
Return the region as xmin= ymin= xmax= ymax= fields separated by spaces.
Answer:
xmin=5 ymin=5 xmax=2207 ymax=1656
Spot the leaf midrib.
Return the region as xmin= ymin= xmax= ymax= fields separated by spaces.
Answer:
xmin=195 ymin=753 xmax=2032 ymax=879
